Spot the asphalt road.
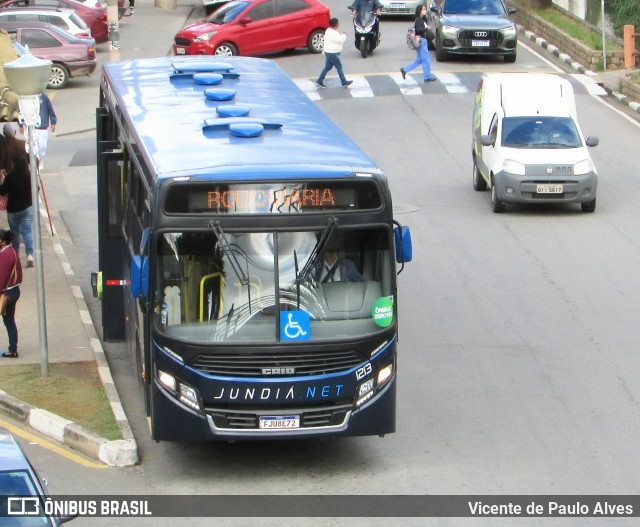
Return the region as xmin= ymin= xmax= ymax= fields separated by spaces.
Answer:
xmin=12 ymin=0 xmax=640 ymax=525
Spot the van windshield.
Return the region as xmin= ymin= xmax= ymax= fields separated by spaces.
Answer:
xmin=502 ymin=116 xmax=582 ymax=148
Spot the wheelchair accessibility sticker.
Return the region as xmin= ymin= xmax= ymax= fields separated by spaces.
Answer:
xmin=280 ymin=310 xmax=310 ymax=341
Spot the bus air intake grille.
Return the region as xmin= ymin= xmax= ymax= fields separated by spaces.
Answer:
xmin=191 ymin=350 xmax=363 ymax=377
xmin=207 ymin=405 xmax=351 ymax=430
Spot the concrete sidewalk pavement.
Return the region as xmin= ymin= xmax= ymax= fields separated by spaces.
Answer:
xmin=0 ymin=0 xmax=201 ymax=466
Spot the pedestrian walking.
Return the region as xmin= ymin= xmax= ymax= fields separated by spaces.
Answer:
xmin=315 ymin=18 xmax=353 ymax=89
xmin=0 ymin=156 xmax=34 ymax=268
xmin=0 ymin=229 xmax=22 ymax=358
xmin=128 ymin=0 xmax=134 ymax=14
xmin=34 ymin=92 xmax=57 ymax=172
xmin=400 ymin=5 xmax=436 ymax=83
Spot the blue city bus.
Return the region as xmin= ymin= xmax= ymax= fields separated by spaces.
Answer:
xmin=96 ymin=56 xmax=412 ymax=441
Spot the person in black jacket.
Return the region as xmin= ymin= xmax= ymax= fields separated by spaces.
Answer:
xmin=400 ymin=5 xmax=436 ymax=83
xmin=0 ymin=156 xmax=33 ymax=268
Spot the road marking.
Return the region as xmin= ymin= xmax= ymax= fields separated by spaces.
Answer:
xmin=570 ymin=73 xmax=608 ymax=96
xmin=348 ymin=76 xmax=374 ymax=98
xmin=391 ymin=73 xmax=423 ymax=96
xmin=435 ymin=72 xmax=469 ymax=93
xmin=0 ymin=418 xmax=106 ymax=469
xmin=296 ymin=79 xmax=321 ymax=101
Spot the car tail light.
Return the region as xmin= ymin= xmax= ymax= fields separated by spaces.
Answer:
xmin=99 ymin=13 xmax=107 ymax=21
xmin=88 ymin=45 xmax=96 ymax=59
xmin=78 ymin=32 xmax=92 ymax=38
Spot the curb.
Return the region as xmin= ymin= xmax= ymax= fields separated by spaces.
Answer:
xmin=0 ymin=204 xmax=139 ymax=467
xmin=517 ymin=25 xmax=640 ymax=115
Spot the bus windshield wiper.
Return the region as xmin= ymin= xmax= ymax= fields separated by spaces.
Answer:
xmin=296 ymin=217 xmax=337 ymax=285
xmin=209 ymin=220 xmax=249 ymax=285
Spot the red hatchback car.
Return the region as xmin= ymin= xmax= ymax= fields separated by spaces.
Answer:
xmin=0 ymin=0 xmax=108 ymax=42
xmin=173 ymin=0 xmax=329 ymax=56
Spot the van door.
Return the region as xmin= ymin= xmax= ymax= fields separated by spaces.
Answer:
xmin=478 ymin=112 xmax=499 ymax=182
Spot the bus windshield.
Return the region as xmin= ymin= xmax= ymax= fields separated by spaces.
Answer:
xmin=154 ymin=227 xmax=393 ymax=343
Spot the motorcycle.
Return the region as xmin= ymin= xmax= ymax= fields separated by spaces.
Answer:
xmin=349 ymin=8 xmax=380 ymax=58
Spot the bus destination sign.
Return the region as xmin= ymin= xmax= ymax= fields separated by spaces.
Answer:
xmin=165 ymin=181 xmax=381 ymax=214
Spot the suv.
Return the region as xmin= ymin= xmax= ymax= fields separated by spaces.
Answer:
xmin=428 ymin=0 xmax=517 ymax=62
xmin=472 ymin=73 xmax=599 ymax=213
xmin=0 ymin=7 xmax=92 ymax=39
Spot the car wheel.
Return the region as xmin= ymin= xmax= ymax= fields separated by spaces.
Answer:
xmin=473 ymin=159 xmax=487 ymax=191
xmin=48 ymin=63 xmax=69 ymax=90
xmin=504 ymin=53 xmax=517 ymax=63
xmin=491 ymin=179 xmax=506 ymax=213
xmin=581 ymin=197 xmax=596 ymax=213
xmin=435 ymin=31 xmax=449 ymax=62
xmin=307 ymin=29 xmax=324 ymax=53
xmin=214 ymin=42 xmax=238 ymax=56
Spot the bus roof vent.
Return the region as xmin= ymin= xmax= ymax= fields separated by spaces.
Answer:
xmin=202 ymin=117 xmax=283 ymax=139
xmin=217 ymin=105 xmax=250 ymax=118
xmin=194 ymin=73 xmax=224 ymax=85
xmin=170 ymin=61 xmax=240 ymax=80
xmin=204 ymin=88 xmax=236 ymax=102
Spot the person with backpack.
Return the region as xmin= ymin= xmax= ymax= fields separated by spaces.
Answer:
xmin=401 ymin=5 xmax=436 ymax=83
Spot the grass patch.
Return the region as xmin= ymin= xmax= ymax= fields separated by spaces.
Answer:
xmin=0 ymin=362 xmax=122 ymax=441
xmin=510 ymin=0 xmax=621 ymax=51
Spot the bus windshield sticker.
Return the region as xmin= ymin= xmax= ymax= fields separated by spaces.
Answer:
xmin=372 ymin=296 xmax=394 ymax=328
xmin=280 ymin=311 xmax=311 ymax=341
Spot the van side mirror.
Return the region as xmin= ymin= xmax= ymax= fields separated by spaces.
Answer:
xmin=585 ymin=136 xmax=599 ymax=147
xmin=508 ymin=6 xmax=517 ymax=14
xmin=480 ymin=134 xmax=495 ymax=147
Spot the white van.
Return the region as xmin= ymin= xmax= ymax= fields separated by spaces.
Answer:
xmin=472 ymin=73 xmax=599 ymax=213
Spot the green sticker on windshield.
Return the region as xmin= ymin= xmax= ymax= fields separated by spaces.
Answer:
xmin=372 ymin=296 xmax=394 ymax=328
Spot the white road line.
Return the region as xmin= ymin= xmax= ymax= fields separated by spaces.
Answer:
xmin=348 ymin=76 xmax=375 ymax=98
xmin=433 ymin=72 xmax=469 ymax=93
xmin=295 ymin=79 xmax=321 ymax=101
xmin=391 ymin=73 xmax=423 ymax=96
xmin=570 ymin=73 xmax=608 ymax=96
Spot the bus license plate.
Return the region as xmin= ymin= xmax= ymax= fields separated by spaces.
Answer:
xmin=472 ymin=40 xmax=490 ymax=47
xmin=536 ymin=184 xmax=563 ymax=194
xmin=176 ymin=48 xmax=186 ymax=54
xmin=390 ymin=3 xmax=405 ymax=7
xmin=259 ymin=416 xmax=300 ymax=429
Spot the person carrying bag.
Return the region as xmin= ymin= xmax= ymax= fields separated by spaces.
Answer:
xmin=0 ymin=229 xmax=22 ymax=358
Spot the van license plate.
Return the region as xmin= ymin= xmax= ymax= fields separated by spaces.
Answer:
xmin=472 ymin=40 xmax=490 ymax=47
xmin=176 ymin=48 xmax=186 ymax=55
xmin=259 ymin=416 xmax=300 ymax=429
xmin=537 ymin=184 xmax=563 ymax=194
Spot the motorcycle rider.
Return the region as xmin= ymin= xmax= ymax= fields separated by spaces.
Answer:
xmin=350 ymin=0 xmax=382 ymax=17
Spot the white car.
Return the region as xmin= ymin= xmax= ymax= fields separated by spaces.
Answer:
xmin=472 ymin=73 xmax=599 ymax=213
xmin=0 ymin=7 xmax=92 ymax=39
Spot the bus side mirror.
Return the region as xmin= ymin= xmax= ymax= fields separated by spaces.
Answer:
xmin=394 ymin=225 xmax=412 ymax=264
xmin=130 ymin=255 xmax=149 ymax=298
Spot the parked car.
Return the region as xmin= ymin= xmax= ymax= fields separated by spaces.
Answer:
xmin=0 ymin=428 xmax=76 ymax=525
xmin=0 ymin=7 xmax=92 ymax=40
xmin=0 ymin=0 xmax=108 ymax=42
xmin=378 ymin=0 xmax=424 ymax=17
xmin=174 ymin=0 xmax=330 ymax=56
xmin=472 ymin=73 xmax=599 ymax=213
xmin=1 ymin=21 xmax=96 ymax=88
xmin=428 ymin=0 xmax=517 ymax=62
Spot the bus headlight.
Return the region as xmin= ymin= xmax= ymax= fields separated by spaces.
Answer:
xmin=158 ymin=370 xmax=202 ymax=411
xmin=377 ymin=364 xmax=393 ymax=387
xmin=179 ymin=384 xmax=201 ymax=411
xmin=356 ymin=378 xmax=375 ymax=407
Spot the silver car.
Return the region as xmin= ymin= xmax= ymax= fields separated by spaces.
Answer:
xmin=428 ymin=0 xmax=517 ymax=62
xmin=379 ymin=0 xmax=424 ymax=17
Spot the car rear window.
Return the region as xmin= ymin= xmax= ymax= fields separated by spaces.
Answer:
xmin=70 ymin=11 xmax=89 ymax=29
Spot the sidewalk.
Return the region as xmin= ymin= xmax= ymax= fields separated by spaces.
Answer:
xmin=0 ymin=0 xmax=200 ymax=466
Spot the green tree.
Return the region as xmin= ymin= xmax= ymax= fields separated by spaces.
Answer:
xmin=607 ymin=0 xmax=640 ymax=37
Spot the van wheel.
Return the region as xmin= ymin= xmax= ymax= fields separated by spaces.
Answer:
xmin=473 ymin=160 xmax=487 ymax=191
xmin=581 ymin=197 xmax=596 ymax=213
xmin=435 ymin=32 xmax=449 ymax=62
xmin=491 ymin=182 xmax=506 ymax=213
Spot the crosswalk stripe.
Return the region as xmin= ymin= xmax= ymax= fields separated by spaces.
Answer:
xmin=434 ymin=72 xmax=469 ymax=93
xmin=391 ymin=73 xmax=423 ymax=96
xmin=349 ymin=76 xmax=375 ymax=98
xmin=296 ymin=79 xmax=322 ymax=101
